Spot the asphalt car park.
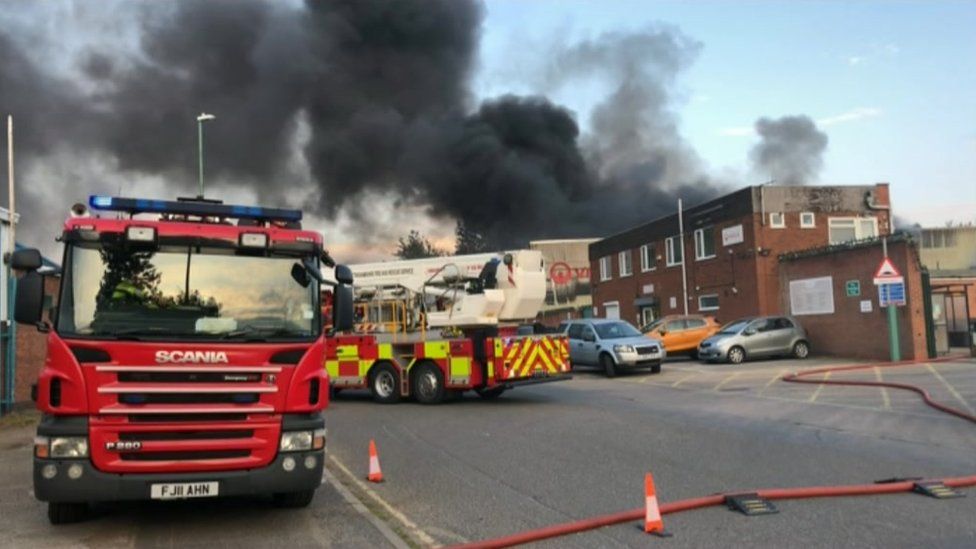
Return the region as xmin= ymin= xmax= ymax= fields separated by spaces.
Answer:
xmin=1 ymin=356 xmax=974 ymax=548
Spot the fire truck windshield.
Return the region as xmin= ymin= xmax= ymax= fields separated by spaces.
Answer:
xmin=56 ymin=242 xmax=320 ymax=341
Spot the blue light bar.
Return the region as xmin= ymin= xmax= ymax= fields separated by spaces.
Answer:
xmin=88 ymin=195 xmax=302 ymax=222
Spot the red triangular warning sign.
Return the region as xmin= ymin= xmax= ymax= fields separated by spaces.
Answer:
xmin=874 ymin=257 xmax=902 ymax=280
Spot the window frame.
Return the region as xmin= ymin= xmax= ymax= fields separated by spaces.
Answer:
xmin=599 ymin=256 xmax=612 ymax=281
xmin=800 ymin=212 xmax=816 ymax=229
xmin=618 ymin=250 xmax=633 ymax=277
xmin=698 ymin=294 xmax=720 ymax=311
xmin=694 ymin=227 xmax=716 ymax=261
xmin=640 ymin=244 xmax=656 ymax=272
xmin=828 ymin=216 xmax=878 ymax=244
xmin=769 ymin=212 xmax=786 ymax=228
xmin=665 ymin=235 xmax=683 ymax=267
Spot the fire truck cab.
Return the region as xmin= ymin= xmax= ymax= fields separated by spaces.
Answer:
xmin=12 ymin=195 xmax=354 ymax=524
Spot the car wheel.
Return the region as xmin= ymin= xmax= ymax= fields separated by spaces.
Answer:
xmin=650 ymin=361 xmax=662 ymax=374
xmin=792 ymin=341 xmax=810 ymax=359
xmin=600 ymin=353 xmax=617 ymax=378
xmin=368 ymin=362 xmax=401 ymax=404
xmin=48 ymin=502 xmax=88 ymax=525
xmin=689 ymin=349 xmax=699 ymax=361
xmin=411 ymin=362 xmax=446 ymax=404
xmin=727 ymin=346 xmax=746 ymax=365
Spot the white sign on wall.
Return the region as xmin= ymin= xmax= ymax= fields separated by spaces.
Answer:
xmin=669 ymin=296 xmax=677 ymax=309
xmin=722 ymin=224 xmax=744 ymax=246
xmin=642 ymin=284 xmax=655 ymax=294
xmin=860 ymin=300 xmax=873 ymax=313
xmin=789 ymin=276 xmax=835 ymax=316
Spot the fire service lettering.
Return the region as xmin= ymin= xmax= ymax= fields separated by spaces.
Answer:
xmin=155 ymin=350 xmax=230 ymax=364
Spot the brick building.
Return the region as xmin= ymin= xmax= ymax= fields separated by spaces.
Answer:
xmin=589 ymin=184 xmax=893 ymax=327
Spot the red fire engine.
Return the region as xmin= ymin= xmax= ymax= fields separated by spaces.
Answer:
xmin=12 ymin=195 xmax=355 ymax=524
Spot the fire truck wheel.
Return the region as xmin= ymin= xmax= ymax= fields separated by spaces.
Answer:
xmin=600 ymin=353 xmax=617 ymax=378
xmin=369 ymin=362 xmax=401 ymax=404
xmin=475 ymin=386 xmax=506 ymax=400
xmin=412 ymin=362 xmax=445 ymax=404
xmin=273 ymin=489 xmax=316 ymax=508
xmin=48 ymin=502 xmax=88 ymax=524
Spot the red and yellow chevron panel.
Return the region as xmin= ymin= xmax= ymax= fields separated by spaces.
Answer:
xmin=499 ymin=335 xmax=571 ymax=380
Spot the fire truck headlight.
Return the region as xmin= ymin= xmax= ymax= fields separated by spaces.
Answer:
xmin=240 ymin=233 xmax=269 ymax=248
xmin=49 ymin=437 xmax=89 ymax=458
xmin=126 ymin=226 xmax=157 ymax=242
xmin=34 ymin=436 xmax=50 ymax=459
xmin=279 ymin=431 xmax=313 ymax=452
xmin=312 ymin=428 xmax=327 ymax=451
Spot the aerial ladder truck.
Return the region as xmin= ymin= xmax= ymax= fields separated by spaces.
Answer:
xmin=326 ymin=250 xmax=572 ymax=403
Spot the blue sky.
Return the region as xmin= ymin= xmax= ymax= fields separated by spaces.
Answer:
xmin=475 ymin=0 xmax=976 ymax=227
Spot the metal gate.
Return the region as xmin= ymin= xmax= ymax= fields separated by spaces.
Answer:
xmin=930 ymin=285 xmax=972 ymax=354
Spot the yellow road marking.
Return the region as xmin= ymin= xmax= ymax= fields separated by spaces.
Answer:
xmin=925 ymin=364 xmax=976 ymax=415
xmin=329 ymin=454 xmax=439 ymax=547
xmin=808 ymin=372 xmax=831 ymax=402
xmin=759 ymin=369 xmax=787 ymax=394
xmin=671 ymin=372 xmax=698 ymax=388
xmin=874 ymin=367 xmax=891 ymax=410
xmin=713 ymin=372 xmax=742 ymax=391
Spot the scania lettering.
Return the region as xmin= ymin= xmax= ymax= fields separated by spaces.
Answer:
xmin=12 ymin=195 xmax=354 ymax=524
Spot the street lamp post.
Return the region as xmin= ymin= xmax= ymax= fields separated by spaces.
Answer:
xmin=196 ymin=113 xmax=215 ymax=197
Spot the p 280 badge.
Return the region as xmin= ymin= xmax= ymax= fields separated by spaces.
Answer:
xmin=105 ymin=441 xmax=142 ymax=452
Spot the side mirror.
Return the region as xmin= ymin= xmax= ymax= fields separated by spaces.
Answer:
xmin=744 ymin=328 xmax=757 ymax=336
xmin=332 ymin=284 xmax=354 ymax=333
xmin=15 ymin=271 xmax=44 ymax=325
xmin=11 ymin=248 xmax=42 ymax=271
xmin=291 ymin=263 xmax=311 ymax=288
xmin=658 ymin=329 xmax=667 ymax=336
xmin=335 ymin=264 xmax=353 ymax=285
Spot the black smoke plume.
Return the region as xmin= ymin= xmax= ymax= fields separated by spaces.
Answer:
xmin=1 ymin=0 xmax=728 ymax=258
xmin=750 ymin=115 xmax=828 ymax=185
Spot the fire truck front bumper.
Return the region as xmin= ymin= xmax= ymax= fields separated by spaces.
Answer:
xmin=500 ymin=372 xmax=573 ymax=388
xmin=33 ymin=450 xmax=325 ymax=503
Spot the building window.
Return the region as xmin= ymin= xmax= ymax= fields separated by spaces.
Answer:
xmin=640 ymin=244 xmax=656 ymax=272
xmin=694 ymin=227 xmax=716 ymax=260
xmin=769 ymin=212 xmax=785 ymax=228
xmin=922 ymin=229 xmax=957 ymax=249
xmin=698 ymin=294 xmax=719 ymax=311
xmin=618 ymin=251 xmax=633 ymax=277
xmin=800 ymin=212 xmax=815 ymax=228
xmin=599 ymin=256 xmax=612 ymax=281
xmin=828 ymin=217 xmax=878 ymax=244
xmin=666 ymin=236 xmax=683 ymax=266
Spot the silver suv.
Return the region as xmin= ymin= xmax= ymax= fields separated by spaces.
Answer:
xmin=561 ymin=318 xmax=665 ymax=377
xmin=698 ymin=316 xmax=810 ymax=364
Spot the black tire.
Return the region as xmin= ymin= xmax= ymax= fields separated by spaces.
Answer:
xmin=727 ymin=346 xmax=746 ymax=365
xmin=650 ymin=361 xmax=662 ymax=374
xmin=411 ymin=362 xmax=446 ymax=404
xmin=368 ymin=362 xmax=401 ymax=404
xmin=792 ymin=340 xmax=810 ymax=359
xmin=475 ymin=386 xmax=507 ymax=400
xmin=689 ymin=349 xmax=699 ymax=361
xmin=600 ymin=353 xmax=617 ymax=378
xmin=273 ymin=489 xmax=316 ymax=508
xmin=48 ymin=502 xmax=88 ymax=525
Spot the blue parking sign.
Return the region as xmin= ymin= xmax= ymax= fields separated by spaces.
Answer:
xmin=878 ymin=282 xmax=906 ymax=307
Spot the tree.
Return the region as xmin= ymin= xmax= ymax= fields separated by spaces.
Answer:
xmin=395 ymin=230 xmax=444 ymax=259
xmin=454 ymin=220 xmax=490 ymax=255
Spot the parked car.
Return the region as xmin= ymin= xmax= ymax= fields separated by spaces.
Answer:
xmin=697 ymin=316 xmax=810 ymax=364
xmin=642 ymin=315 xmax=721 ymax=358
xmin=561 ymin=318 xmax=665 ymax=377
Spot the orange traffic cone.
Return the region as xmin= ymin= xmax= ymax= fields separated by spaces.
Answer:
xmin=644 ymin=473 xmax=670 ymax=536
xmin=367 ymin=439 xmax=384 ymax=483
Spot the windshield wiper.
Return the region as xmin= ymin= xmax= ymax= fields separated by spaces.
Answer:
xmin=218 ymin=326 xmax=310 ymax=341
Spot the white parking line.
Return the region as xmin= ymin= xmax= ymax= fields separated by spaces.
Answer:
xmin=926 ymin=364 xmax=976 ymax=415
xmin=671 ymin=372 xmax=699 ymax=388
xmin=759 ymin=370 xmax=787 ymax=394
xmin=713 ymin=372 xmax=742 ymax=391
xmin=322 ymin=467 xmax=410 ymax=549
xmin=874 ymin=367 xmax=891 ymax=410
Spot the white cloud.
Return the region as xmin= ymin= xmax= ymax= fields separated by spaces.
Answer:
xmin=816 ymin=107 xmax=883 ymax=127
xmin=847 ymin=56 xmax=864 ymax=66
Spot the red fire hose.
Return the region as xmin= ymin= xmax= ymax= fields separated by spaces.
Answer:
xmin=452 ymin=357 xmax=976 ymax=549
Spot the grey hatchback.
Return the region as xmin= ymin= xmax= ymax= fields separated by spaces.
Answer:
xmin=561 ymin=318 xmax=665 ymax=377
xmin=697 ymin=316 xmax=810 ymax=364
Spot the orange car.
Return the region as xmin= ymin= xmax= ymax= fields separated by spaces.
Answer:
xmin=642 ymin=315 xmax=720 ymax=358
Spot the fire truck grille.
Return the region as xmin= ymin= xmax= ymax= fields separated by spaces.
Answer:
xmin=118 ymin=393 xmax=262 ymax=405
xmin=119 ymin=430 xmax=254 ymax=441
xmin=126 ymin=413 xmax=249 ymax=423
xmin=119 ymin=450 xmax=251 ymax=461
xmin=118 ymin=371 xmax=263 ymax=383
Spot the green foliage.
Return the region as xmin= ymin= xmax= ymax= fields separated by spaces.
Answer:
xmin=454 ymin=220 xmax=490 ymax=255
xmin=395 ymin=230 xmax=444 ymax=259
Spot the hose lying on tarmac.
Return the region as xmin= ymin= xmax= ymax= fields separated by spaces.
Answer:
xmin=451 ymin=357 xmax=976 ymax=549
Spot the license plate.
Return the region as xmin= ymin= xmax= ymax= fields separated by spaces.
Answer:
xmin=150 ymin=481 xmax=219 ymax=500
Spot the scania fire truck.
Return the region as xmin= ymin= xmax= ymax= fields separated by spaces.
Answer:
xmin=12 ymin=195 xmax=355 ymax=524
xmin=327 ymin=251 xmax=572 ymax=404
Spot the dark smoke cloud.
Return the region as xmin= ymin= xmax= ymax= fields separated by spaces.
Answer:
xmin=750 ymin=115 xmax=828 ymax=185
xmin=1 ymin=0 xmax=763 ymax=258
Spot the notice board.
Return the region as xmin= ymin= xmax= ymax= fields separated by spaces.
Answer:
xmin=789 ymin=276 xmax=835 ymax=316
